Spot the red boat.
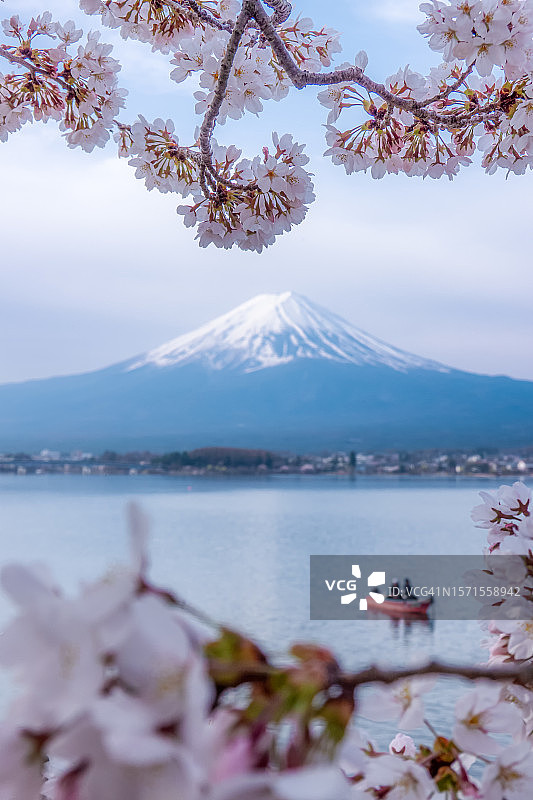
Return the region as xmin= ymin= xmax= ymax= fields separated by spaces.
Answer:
xmin=366 ymin=595 xmax=432 ymax=618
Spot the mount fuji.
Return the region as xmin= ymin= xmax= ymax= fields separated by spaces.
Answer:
xmin=1 ymin=292 xmax=532 ymax=452
xmin=125 ymin=292 xmax=446 ymax=375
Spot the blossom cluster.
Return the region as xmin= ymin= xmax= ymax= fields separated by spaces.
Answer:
xmin=178 ymin=132 xmax=315 ymax=251
xmin=0 ymin=13 xmax=125 ymax=150
xmin=320 ymin=1 xmax=533 ymax=181
xmin=5 ymin=1 xmax=533 ymax=247
xmin=418 ymin=0 xmax=533 ymax=79
xmin=80 ymin=0 xmax=236 ymax=55
xmin=175 ymin=26 xmax=292 ymax=125
xmin=321 ymin=62 xmax=473 ymax=180
xmin=121 ymin=117 xmax=314 ymax=250
xmin=355 ymin=671 xmax=533 ymax=800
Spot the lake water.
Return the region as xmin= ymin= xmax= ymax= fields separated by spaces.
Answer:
xmin=0 ymin=473 xmax=522 ymax=747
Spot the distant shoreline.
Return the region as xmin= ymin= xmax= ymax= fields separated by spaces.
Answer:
xmin=2 ymin=444 xmax=532 ymax=480
xmin=1 ymin=469 xmax=531 ymax=481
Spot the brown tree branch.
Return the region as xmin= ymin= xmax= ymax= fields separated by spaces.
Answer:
xmin=262 ymin=0 xmax=292 ymax=26
xmin=208 ymin=658 xmax=533 ymax=691
xmin=198 ymin=1 xmax=253 ymax=170
xmin=103 ymin=0 xmax=500 ymax=203
xmin=0 ymin=47 xmax=71 ymax=91
xmin=338 ymin=660 xmax=533 ymax=690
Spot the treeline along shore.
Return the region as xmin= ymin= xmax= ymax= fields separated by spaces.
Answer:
xmin=1 ymin=445 xmax=533 ymax=477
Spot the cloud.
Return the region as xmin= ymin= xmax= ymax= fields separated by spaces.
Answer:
xmin=371 ymin=0 xmax=423 ymax=24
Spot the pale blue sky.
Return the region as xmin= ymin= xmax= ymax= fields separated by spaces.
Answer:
xmin=1 ymin=0 xmax=532 ymax=383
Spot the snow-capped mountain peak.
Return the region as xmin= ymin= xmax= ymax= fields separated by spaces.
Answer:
xmin=127 ymin=292 xmax=449 ymax=374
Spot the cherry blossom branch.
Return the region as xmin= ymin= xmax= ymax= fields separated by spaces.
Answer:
xmin=191 ymin=0 xmax=497 ymax=202
xmin=250 ymin=0 xmax=497 ymax=128
xmin=9 ymin=0 xmax=518 ymax=247
xmin=3 ymin=1 xmax=530 ymax=250
xmin=148 ymin=0 xmax=497 ymax=205
xmin=0 ymin=46 xmax=71 ymax=91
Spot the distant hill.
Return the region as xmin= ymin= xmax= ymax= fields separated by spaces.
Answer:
xmin=1 ymin=292 xmax=532 ymax=452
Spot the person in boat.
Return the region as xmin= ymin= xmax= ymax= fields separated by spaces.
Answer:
xmin=388 ymin=578 xmax=402 ymax=600
xmin=403 ymin=578 xmax=418 ymax=600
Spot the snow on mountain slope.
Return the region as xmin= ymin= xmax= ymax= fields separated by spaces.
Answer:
xmin=127 ymin=292 xmax=450 ymax=374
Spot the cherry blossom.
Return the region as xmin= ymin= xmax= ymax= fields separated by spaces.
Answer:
xmin=480 ymin=741 xmax=533 ymax=800
xmin=358 ymin=676 xmax=435 ymax=730
xmin=472 ymin=482 xmax=533 ymax=552
xmin=0 ymin=724 xmax=48 ymax=800
xmin=453 ymin=682 xmax=523 ymax=756
xmin=389 ymin=733 xmax=417 ymax=757
xmin=361 ymin=755 xmax=434 ymax=800
xmin=0 ymin=14 xmax=126 ymax=150
xmin=494 ymin=619 xmax=533 ymax=660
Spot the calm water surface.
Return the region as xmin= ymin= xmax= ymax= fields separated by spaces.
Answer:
xmin=0 ymin=473 xmax=523 ymax=744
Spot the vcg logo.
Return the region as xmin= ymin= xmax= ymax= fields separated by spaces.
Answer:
xmin=325 ymin=565 xmax=386 ymax=611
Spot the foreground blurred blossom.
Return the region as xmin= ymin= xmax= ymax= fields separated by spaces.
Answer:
xmin=453 ymin=682 xmax=523 ymax=756
xmin=0 ymin=488 xmax=531 ymax=799
xmin=361 ymin=755 xmax=435 ymax=800
xmin=358 ymin=676 xmax=435 ymax=729
xmin=480 ymin=741 xmax=533 ymax=800
xmin=0 ymin=505 xmax=358 ymax=800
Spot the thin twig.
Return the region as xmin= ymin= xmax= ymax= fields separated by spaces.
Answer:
xmin=181 ymin=0 xmax=234 ymax=32
xmin=420 ymin=63 xmax=475 ymax=108
xmin=188 ymin=150 xmax=255 ymax=190
xmin=204 ymin=162 xmax=257 ymax=191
